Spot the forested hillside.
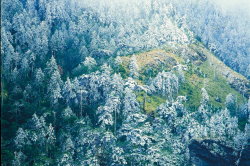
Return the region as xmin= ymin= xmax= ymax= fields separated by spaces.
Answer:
xmin=1 ymin=0 xmax=250 ymax=165
xmin=172 ymin=0 xmax=250 ymax=78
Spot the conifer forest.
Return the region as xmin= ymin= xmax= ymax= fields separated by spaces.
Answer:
xmin=1 ymin=0 xmax=250 ymax=165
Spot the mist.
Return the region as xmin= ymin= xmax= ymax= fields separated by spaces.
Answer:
xmin=214 ymin=0 xmax=250 ymax=10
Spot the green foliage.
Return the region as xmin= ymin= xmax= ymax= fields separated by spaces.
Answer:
xmin=199 ymin=60 xmax=246 ymax=109
xmin=136 ymin=91 xmax=166 ymax=113
xmin=71 ymin=64 xmax=98 ymax=77
xmin=238 ymin=117 xmax=248 ymax=131
xmin=141 ymin=64 xmax=168 ymax=83
xmin=1 ymin=139 xmax=14 ymax=165
xmin=177 ymin=43 xmax=247 ymax=112
xmin=1 ymin=1 xmax=249 ymax=165
xmin=122 ymin=43 xmax=247 ymax=114
xmin=113 ymin=64 xmax=128 ymax=79
xmin=178 ymin=75 xmax=201 ymax=112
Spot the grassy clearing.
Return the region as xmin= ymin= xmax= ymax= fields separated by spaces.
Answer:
xmin=136 ymin=91 xmax=166 ymax=113
xmin=199 ymin=60 xmax=246 ymax=108
xmin=192 ymin=42 xmax=248 ymax=81
xmin=121 ymin=43 xmax=247 ymax=113
xmin=121 ymin=49 xmax=183 ymax=70
xmin=177 ymin=43 xmax=247 ymax=112
xmin=178 ymin=72 xmax=202 ymax=112
xmin=122 ymin=49 xmax=184 ymax=84
xmin=178 ymin=60 xmax=246 ymax=112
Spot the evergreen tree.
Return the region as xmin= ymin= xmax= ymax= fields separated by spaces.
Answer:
xmin=46 ymin=124 xmax=56 ymax=153
xmin=111 ymin=73 xmax=124 ymax=96
xmin=129 ymin=55 xmax=139 ymax=79
xmin=14 ymin=128 xmax=29 ymax=150
xmin=83 ymin=56 xmax=97 ymax=71
xmin=198 ymin=88 xmax=209 ymax=121
xmin=51 ymin=29 xmax=67 ymax=53
xmin=150 ymin=71 xmax=179 ymax=99
xmin=34 ymin=68 xmax=45 ymax=92
xmin=62 ymin=77 xmax=76 ymax=106
xmin=225 ymin=93 xmax=237 ymax=114
xmin=47 ymin=70 xmax=62 ymax=106
xmin=12 ymin=151 xmax=26 ymax=166
xmin=45 ymin=56 xmax=60 ymax=78
xmin=110 ymin=147 xmax=127 ymax=165
xmin=97 ymin=105 xmax=114 ymax=129
xmin=32 ymin=21 xmax=49 ymax=58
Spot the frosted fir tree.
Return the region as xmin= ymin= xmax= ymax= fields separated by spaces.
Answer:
xmin=57 ymin=153 xmax=74 ymax=166
xmin=101 ymin=131 xmax=116 ymax=150
xmin=100 ymin=63 xmax=112 ymax=76
xmin=87 ymin=73 xmax=102 ymax=104
xmin=45 ymin=55 xmax=63 ymax=106
xmin=96 ymin=92 xmax=121 ymax=132
xmin=14 ymin=128 xmax=29 ymax=150
xmin=113 ymin=56 xmax=123 ymax=71
xmin=29 ymin=114 xmax=47 ymax=145
xmin=110 ymin=147 xmax=127 ymax=165
xmin=157 ymin=101 xmax=177 ymax=128
xmin=10 ymin=114 xmax=54 ymax=164
xmin=149 ymin=71 xmax=179 ymax=100
xmin=62 ymin=136 xmax=75 ymax=156
xmin=198 ymin=88 xmax=209 ymax=121
xmin=20 ymin=56 xmax=29 ymax=77
xmin=26 ymin=0 xmax=37 ymax=16
xmin=1 ymin=28 xmax=16 ymax=75
xmin=99 ymin=63 xmax=112 ymax=99
xmin=34 ymin=68 xmax=45 ymax=91
xmin=119 ymin=88 xmax=151 ymax=151
xmin=83 ymin=56 xmax=97 ymax=70
xmin=107 ymin=92 xmax=121 ymax=133
xmin=81 ymin=150 xmax=100 ymax=166
xmin=46 ymin=123 xmax=56 ymax=153
xmin=45 ymin=56 xmax=59 ymax=77
xmin=12 ymin=151 xmax=26 ymax=166
xmin=62 ymin=77 xmax=76 ymax=106
xmin=75 ymin=80 xmax=87 ymax=117
xmin=23 ymin=84 xmax=32 ymax=102
xmin=72 ymin=78 xmax=81 ymax=93
xmin=97 ymin=105 xmax=114 ymax=129
xmin=33 ymin=21 xmax=49 ymax=57
xmin=12 ymin=11 xmax=32 ymax=47
xmin=225 ymin=93 xmax=237 ymax=113
xmin=51 ymin=29 xmax=66 ymax=53
xmin=17 ymin=114 xmax=57 ymax=158
xmin=235 ymin=121 xmax=250 ymax=166
xmin=207 ymin=108 xmax=239 ymax=141
xmin=47 ymin=70 xmax=62 ymax=106
xmin=24 ymin=50 xmax=36 ymax=71
xmin=79 ymin=45 xmax=89 ymax=60
xmin=110 ymin=73 xmax=124 ymax=95
xmin=122 ymin=87 xmax=140 ymax=119
xmin=68 ymin=21 xmax=80 ymax=49
xmin=90 ymin=31 xmax=100 ymax=51
xmin=61 ymin=106 xmax=75 ymax=121
xmin=129 ymin=55 xmax=139 ymax=79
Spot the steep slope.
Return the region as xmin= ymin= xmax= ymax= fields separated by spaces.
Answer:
xmin=117 ymin=42 xmax=250 ymax=165
xmin=2 ymin=0 xmax=249 ymax=165
xmin=121 ymin=42 xmax=248 ymax=114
